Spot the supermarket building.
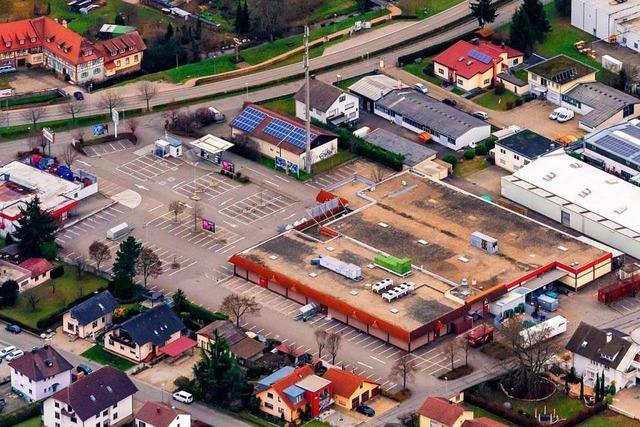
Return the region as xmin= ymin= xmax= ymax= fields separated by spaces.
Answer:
xmin=230 ymin=173 xmax=612 ymax=351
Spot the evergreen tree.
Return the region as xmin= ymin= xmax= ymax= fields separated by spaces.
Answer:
xmin=509 ymin=7 xmax=536 ymax=55
xmin=235 ymin=1 xmax=243 ymax=33
xmin=600 ymin=373 xmax=606 ymax=401
xmin=554 ymin=0 xmax=571 ymax=17
xmin=13 ymin=196 xmax=57 ymax=259
xmin=0 ymin=280 xmax=19 ymax=307
xmin=579 ymin=377 xmax=584 ymax=400
xmin=469 ymin=0 xmax=498 ymax=27
xmin=165 ymin=23 xmax=174 ymax=40
xmin=242 ymin=0 xmax=250 ymax=33
xmin=112 ymin=236 xmax=142 ymax=282
xmin=115 ymin=14 xmax=126 ymax=26
xmin=46 ymin=2 xmax=51 ymax=15
xmin=195 ymin=17 xmax=202 ymax=40
xmin=522 ymin=0 xmax=551 ymax=42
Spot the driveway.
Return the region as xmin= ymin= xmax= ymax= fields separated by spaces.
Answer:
xmin=591 ymin=40 xmax=640 ymax=67
xmin=3 ymin=69 xmax=70 ymax=94
xmin=134 ymin=352 xmax=199 ymax=389
xmin=610 ymin=387 xmax=640 ymax=421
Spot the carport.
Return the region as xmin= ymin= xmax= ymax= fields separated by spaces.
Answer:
xmin=190 ymin=134 xmax=234 ymax=164
xmin=159 ymin=336 xmax=197 ymax=362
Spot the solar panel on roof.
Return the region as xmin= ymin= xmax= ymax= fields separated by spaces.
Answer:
xmin=287 ymin=128 xmax=317 ymax=148
xmin=624 ymin=125 xmax=640 ymax=140
xmin=468 ymin=49 xmax=492 ymax=64
xmin=597 ymin=135 xmax=640 ymax=159
xmin=231 ymin=107 xmax=267 ymax=132
xmin=264 ymin=118 xmax=296 ymax=141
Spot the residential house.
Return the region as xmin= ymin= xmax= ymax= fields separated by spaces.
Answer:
xmin=294 ymin=78 xmax=359 ymax=124
xmin=581 ymin=119 xmax=640 ymax=180
xmin=571 ymin=0 xmax=640 ymax=53
xmin=9 ymin=345 xmax=73 ymax=402
xmin=374 ymin=89 xmax=491 ymax=150
xmin=18 ymin=258 xmax=54 ymax=289
xmin=347 ymin=74 xmax=408 ymax=113
xmin=560 ymin=82 xmax=640 ymax=131
xmin=418 ymin=396 xmax=474 ymax=427
xmin=63 ymin=290 xmax=119 ymax=339
xmin=0 ymin=17 xmax=145 ymax=84
xmin=43 ymin=366 xmax=138 ymax=427
xmin=493 ymin=129 xmax=561 ymax=172
xmin=433 ymin=40 xmax=523 ymax=91
xmin=566 ymin=321 xmax=640 ymax=391
xmin=0 ymin=259 xmax=31 ymax=293
xmin=104 ymin=304 xmax=185 ymax=363
xmin=197 ymin=320 xmax=264 ymax=367
xmin=135 ymin=401 xmax=191 ymax=427
xmin=255 ymin=366 xmax=332 ymax=422
xmin=322 ymin=368 xmax=379 ymax=410
xmin=230 ymin=103 xmax=339 ymax=173
xmin=526 ymin=55 xmax=597 ymax=105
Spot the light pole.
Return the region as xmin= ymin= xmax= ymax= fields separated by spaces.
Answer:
xmin=245 ymin=83 xmax=249 ymax=100
xmin=213 ymin=55 xmax=216 ymax=74
xmin=444 ymin=376 xmax=448 ymax=395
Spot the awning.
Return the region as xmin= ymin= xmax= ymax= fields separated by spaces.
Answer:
xmin=191 ymin=134 xmax=234 ymax=155
xmin=520 ymin=269 xmax=568 ymax=292
xmin=159 ymin=336 xmax=197 ymax=357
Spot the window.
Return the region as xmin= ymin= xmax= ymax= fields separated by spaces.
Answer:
xmin=514 ymin=155 xmax=520 ymax=160
xmin=134 ymin=55 xmax=139 ymax=62
xmin=113 ymin=413 xmax=118 ymax=419
xmin=500 ymin=148 xmax=506 ymax=154
xmin=94 ymin=68 xmax=101 ymax=75
xmin=71 ymin=417 xmax=77 ymax=423
xmin=113 ymin=404 xmax=117 ymax=409
xmin=438 ymin=68 xmax=445 ymax=75
xmin=430 ymin=421 xmax=439 ymax=427
xmin=116 ymin=60 xmax=121 ymax=66
xmin=483 ymin=78 xmax=490 ymax=85
xmin=125 ymin=57 xmax=130 ymax=65
xmin=139 ymin=422 xmax=147 ymax=427
xmin=265 ymin=402 xmax=274 ymax=409
xmin=96 ymin=423 xmax=100 ymax=427
xmin=457 ymin=78 xmax=463 ymax=85
xmin=278 ymin=407 xmax=284 ymax=414
xmin=623 ymin=104 xmax=634 ymax=118
xmin=103 ymin=410 xmax=108 ymax=416
xmin=345 ymin=102 xmax=355 ymax=110
xmin=339 ymin=95 xmax=346 ymax=102
xmin=81 ymin=72 xmax=88 ymax=78
xmin=513 ymin=58 xmax=519 ymax=65
xmin=56 ymin=424 xmax=60 ymax=427
xmin=267 ymin=392 xmax=274 ymax=399
xmin=55 ymin=413 xmax=60 ymax=419
xmin=55 ymin=402 xmax=60 ymax=408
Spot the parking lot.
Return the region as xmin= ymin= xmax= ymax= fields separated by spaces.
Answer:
xmin=116 ymin=154 xmax=182 ymax=182
xmin=218 ymin=189 xmax=297 ymax=225
xmin=309 ymin=159 xmax=384 ymax=190
xmin=84 ymin=140 xmax=135 ymax=158
xmin=172 ymin=172 xmax=241 ymax=201
xmin=56 ymin=204 xmax=130 ymax=247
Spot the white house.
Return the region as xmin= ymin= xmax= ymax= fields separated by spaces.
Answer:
xmin=566 ymin=322 xmax=640 ymax=391
xmin=63 ymin=290 xmax=119 ymax=339
xmin=526 ymin=55 xmax=597 ymax=105
xmin=571 ymin=0 xmax=640 ymax=52
xmin=135 ymin=401 xmax=191 ymax=427
xmin=294 ymin=78 xmax=359 ymax=124
xmin=493 ymin=129 xmax=561 ymax=173
xmin=9 ymin=345 xmax=73 ymax=403
xmin=43 ymin=366 xmax=138 ymax=427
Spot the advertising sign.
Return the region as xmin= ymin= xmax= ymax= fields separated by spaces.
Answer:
xmin=222 ymin=160 xmax=235 ymax=174
xmin=93 ymin=124 xmax=109 ymax=137
xmin=42 ymin=127 xmax=55 ymax=144
xmin=287 ymin=161 xmax=299 ymax=176
xmin=275 ymin=156 xmax=287 ymax=170
xmin=202 ymin=219 xmax=216 ymax=233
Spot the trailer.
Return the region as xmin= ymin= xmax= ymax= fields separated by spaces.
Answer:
xmin=467 ymin=324 xmax=494 ymax=347
xmin=519 ymin=315 xmax=567 ymax=348
xmin=294 ymin=303 xmax=320 ymax=321
xmin=106 ymin=222 xmax=133 ymax=240
xmin=318 ymin=255 xmax=362 ymax=280
xmin=598 ymin=277 xmax=640 ymax=304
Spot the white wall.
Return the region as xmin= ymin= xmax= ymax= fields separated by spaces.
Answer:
xmin=572 ymin=0 xmax=640 ymax=41
xmin=11 ymin=367 xmax=71 ymax=402
xmin=44 ymin=395 xmax=134 ymax=427
xmin=295 ymin=93 xmax=360 ymax=124
xmin=573 ymin=353 xmax=636 ymax=391
xmin=494 ymin=147 xmax=532 ymax=172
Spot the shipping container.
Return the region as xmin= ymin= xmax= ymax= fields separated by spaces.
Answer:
xmin=471 ymin=231 xmax=498 ymax=254
xmin=373 ymin=254 xmax=412 ymax=276
xmin=467 ymin=324 xmax=494 ymax=347
xmin=537 ymin=294 xmax=558 ymax=312
xmin=107 ymin=222 xmax=132 ymax=240
xmin=318 ymin=256 xmax=362 ymax=280
xmin=598 ymin=277 xmax=640 ymax=303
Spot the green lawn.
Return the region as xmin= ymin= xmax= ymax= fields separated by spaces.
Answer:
xmin=302 ymin=421 xmax=331 ymax=427
xmin=81 ymin=345 xmax=136 ymax=371
xmin=454 ymin=156 xmax=489 ymax=176
xmin=15 ymin=417 xmax=42 ymax=427
xmin=0 ymin=265 xmax=107 ymax=329
xmin=465 ymin=404 xmax=516 ymax=426
xmin=418 ymin=0 xmax=466 ymax=18
xmin=473 ymin=90 xmax=521 ymax=111
xmin=307 ymin=0 xmax=359 ymax=22
xmin=335 ymin=75 xmax=367 ymax=90
xmin=259 ymin=95 xmax=296 ymax=116
xmin=163 ymin=55 xmax=238 ymax=84
xmin=4 ymin=92 xmax=65 ymax=108
xmin=403 ymin=59 xmax=442 ymax=86
xmin=578 ymin=410 xmax=640 ymax=427
xmin=512 ymin=68 xmax=528 ymax=82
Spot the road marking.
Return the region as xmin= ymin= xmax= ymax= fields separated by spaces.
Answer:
xmin=167 ymin=260 xmax=198 ymax=276
xmin=357 ymin=361 xmax=373 ymax=370
xmin=370 ymin=356 xmax=386 ymax=364
xmin=220 ymin=197 xmax=234 ymax=206
xmin=274 ymin=174 xmax=290 ymax=183
xmin=76 ymin=160 xmax=92 ymax=167
xmin=223 ymin=220 xmax=238 ymax=228
xmin=148 ymin=204 xmax=164 ymax=213
xmin=264 ymin=180 xmax=279 ymax=188
xmin=247 ymin=167 xmax=268 ymax=178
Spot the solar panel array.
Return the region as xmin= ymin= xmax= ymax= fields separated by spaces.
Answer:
xmin=264 ymin=118 xmax=317 ymax=148
xmin=231 ymin=107 xmax=267 ymax=132
xmin=625 ymin=125 xmax=640 ymax=140
xmin=597 ymin=135 xmax=640 ymax=159
xmin=469 ymin=49 xmax=492 ymax=64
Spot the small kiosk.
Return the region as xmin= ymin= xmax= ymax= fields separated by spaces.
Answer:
xmin=154 ymin=134 xmax=183 ymax=158
xmin=191 ymin=134 xmax=234 ymax=164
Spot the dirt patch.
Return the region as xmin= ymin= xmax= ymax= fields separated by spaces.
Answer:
xmin=407 ymin=297 xmax=453 ymax=323
xmin=261 ymin=234 xmax=315 ymax=264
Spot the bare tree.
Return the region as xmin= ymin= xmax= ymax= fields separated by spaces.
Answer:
xmin=219 ymin=294 xmax=261 ymax=327
xmin=98 ymin=90 xmax=123 ymax=113
xmin=168 ymin=200 xmax=186 ymax=223
xmin=127 ymin=117 xmax=140 ymax=136
xmin=315 ymin=329 xmax=328 ymax=359
xmin=326 ymin=332 xmax=341 ymax=365
xmin=28 ymin=133 xmax=46 ymax=152
xmin=390 ymin=352 xmax=417 ymax=391
xmin=27 ymin=294 xmax=41 ymax=312
xmin=138 ymin=82 xmax=158 ymax=112
xmin=62 ymin=99 xmax=83 ymax=122
xmin=21 ymin=106 xmax=45 ymax=130
xmin=61 ymin=144 xmax=79 ymax=167
xmin=192 ymin=202 xmax=201 ymax=232
xmin=445 ymin=338 xmax=457 ymax=371
xmin=135 ymin=247 xmax=163 ymax=287
xmin=72 ymin=128 xmax=86 ymax=144
xmin=460 ymin=335 xmax=471 ymax=367
xmin=503 ymin=317 xmax=560 ymax=398
xmin=371 ymin=166 xmax=386 ymax=183
xmin=89 ymin=240 xmax=112 ymax=272
xmin=75 ymin=255 xmax=87 ymax=280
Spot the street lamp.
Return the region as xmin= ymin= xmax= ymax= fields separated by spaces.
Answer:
xmin=212 ymin=55 xmax=217 ymax=74
xmin=444 ymin=376 xmax=448 ymax=395
xmin=245 ymin=83 xmax=249 ymax=100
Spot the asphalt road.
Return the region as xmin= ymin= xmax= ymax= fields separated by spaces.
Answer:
xmin=1 ymin=0 xmax=526 ymax=127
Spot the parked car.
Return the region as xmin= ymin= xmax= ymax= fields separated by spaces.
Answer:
xmin=5 ymin=349 xmax=24 ymax=361
xmin=549 ymin=107 xmax=564 ymax=120
xmin=0 ymin=346 xmax=16 ymax=359
xmin=413 ymin=83 xmax=428 ymax=94
xmin=442 ymin=98 xmax=457 ymax=107
xmin=73 ymin=91 xmax=84 ymax=101
xmin=76 ymin=364 xmax=93 ymax=375
xmin=0 ymin=65 xmax=16 ymax=75
xmin=5 ymin=324 xmax=21 ymax=334
xmin=172 ymin=390 xmax=194 ymax=404
xmin=472 ymin=111 xmax=489 ymax=120
xmin=557 ymin=109 xmax=575 ymax=123
xmin=356 ymin=404 xmax=375 ymax=417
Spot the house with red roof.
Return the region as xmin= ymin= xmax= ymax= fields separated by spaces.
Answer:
xmin=322 ymin=367 xmax=379 ymax=410
xmin=135 ymin=401 xmax=191 ymax=427
xmin=418 ymin=396 xmax=508 ymax=427
xmin=0 ymin=17 xmax=145 ymax=84
xmin=18 ymin=257 xmax=54 ymax=290
xmin=433 ymin=40 xmax=523 ymax=92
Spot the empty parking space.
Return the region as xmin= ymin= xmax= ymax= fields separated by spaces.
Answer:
xmin=172 ymin=172 xmax=241 ymax=201
xmin=146 ymin=211 xmax=244 ymax=254
xmin=309 ymin=160 xmax=383 ymax=190
xmin=116 ymin=154 xmax=181 ymax=182
xmin=218 ymin=189 xmax=296 ymax=225
xmin=84 ymin=140 xmax=135 ymax=158
xmin=56 ymin=204 xmax=129 ymax=246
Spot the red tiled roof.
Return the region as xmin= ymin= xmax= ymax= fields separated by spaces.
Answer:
xmin=34 ymin=17 xmax=99 ymax=65
xmin=433 ymin=40 xmax=522 ymax=79
xmin=0 ymin=19 xmax=41 ymax=56
xmin=418 ymin=397 xmax=465 ymax=426
xmin=323 ymin=367 xmax=378 ymax=397
xmin=270 ymin=365 xmax=315 ymax=411
xmin=136 ymin=401 xmax=187 ymax=427
xmin=158 ymin=336 xmax=197 ymax=357
xmin=18 ymin=258 xmax=53 ymax=278
xmin=97 ymin=31 xmax=146 ymax=67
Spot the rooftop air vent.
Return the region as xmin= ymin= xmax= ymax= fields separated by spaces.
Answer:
xmin=570 ymin=162 xmax=583 ymax=168
xmin=578 ymin=188 xmax=592 ymax=198
xmin=543 ymin=172 xmax=557 ymax=181
xmin=614 ymin=205 xmax=628 ymax=214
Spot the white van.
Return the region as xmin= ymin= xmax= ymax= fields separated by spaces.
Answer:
xmin=172 ymin=390 xmax=193 ymax=404
xmin=106 ymin=223 xmax=132 ymax=240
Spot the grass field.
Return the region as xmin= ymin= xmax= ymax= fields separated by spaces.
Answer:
xmin=260 ymin=95 xmax=296 ymax=116
xmin=307 ymin=0 xmax=359 ymax=22
xmin=402 ymin=58 xmax=442 ymax=85
xmin=163 ymin=55 xmax=238 ymax=84
xmin=578 ymin=410 xmax=640 ymax=426
xmin=82 ymin=345 xmax=136 ymax=371
xmin=0 ymin=265 xmax=107 ymax=329
xmin=473 ymin=90 xmax=521 ymax=111
xmin=14 ymin=417 xmax=42 ymax=427
xmin=465 ymin=404 xmax=516 ymax=426
xmin=5 ymin=91 xmax=64 ymax=108
xmin=419 ymin=0 xmax=466 ymax=18
xmin=454 ymin=156 xmax=489 ymax=176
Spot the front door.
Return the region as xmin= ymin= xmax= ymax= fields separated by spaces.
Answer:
xmin=561 ymin=211 xmax=570 ymax=227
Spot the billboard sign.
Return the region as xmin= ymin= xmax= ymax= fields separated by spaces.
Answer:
xmin=93 ymin=124 xmax=109 ymax=137
xmin=287 ymin=161 xmax=299 ymax=176
xmin=42 ymin=127 xmax=55 ymax=144
xmin=202 ymin=218 xmax=215 ymax=233
xmin=111 ymin=108 xmax=119 ymax=125
xmin=275 ymin=156 xmax=287 ymax=170
xmin=222 ymin=160 xmax=235 ymax=174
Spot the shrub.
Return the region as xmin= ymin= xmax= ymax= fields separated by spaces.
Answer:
xmin=494 ymin=82 xmax=506 ymax=95
xmin=246 ymin=364 xmax=271 ymax=380
xmin=0 ymin=401 xmax=42 ymax=427
xmin=174 ymin=376 xmax=191 ymax=390
xmin=475 ymin=143 xmax=487 ymax=156
xmin=110 ymin=275 xmax=134 ymax=299
xmin=506 ymin=100 xmax=515 ymax=110
xmin=515 ymin=98 xmax=524 ymax=106
xmin=50 ymin=264 xmax=64 ymax=279
xmin=464 ymin=149 xmax=476 ymax=160
xmin=40 ymin=240 xmax=57 ymax=260
xmin=442 ymin=155 xmax=458 ymax=167
xmin=483 ymin=137 xmax=497 ymax=151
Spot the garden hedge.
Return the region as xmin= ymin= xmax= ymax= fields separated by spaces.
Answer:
xmin=35 ymin=286 xmax=107 ymax=331
xmin=0 ymin=401 xmax=41 ymax=427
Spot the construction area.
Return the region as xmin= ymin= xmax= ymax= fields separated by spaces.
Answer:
xmin=230 ymin=172 xmax=613 ymax=351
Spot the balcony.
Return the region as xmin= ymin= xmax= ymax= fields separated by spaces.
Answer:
xmin=108 ymin=332 xmax=136 ymax=348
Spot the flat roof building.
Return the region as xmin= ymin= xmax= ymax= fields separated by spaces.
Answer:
xmin=364 ymin=128 xmax=437 ymax=166
xmin=502 ymin=151 xmax=640 ymax=259
xmin=581 ymin=118 xmax=640 ymax=180
xmin=494 ymin=129 xmax=561 ymax=172
xmin=571 ymin=0 xmax=640 ymax=52
xmin=374 ymin=89 xmax=491 ymax=150
xmin=231 ymin=172 xmax=611 ymax=351
xmin=526 ymin=55 xmax=598 ymax=105
xmin=348 ymin=74 xmax=408 ymax=113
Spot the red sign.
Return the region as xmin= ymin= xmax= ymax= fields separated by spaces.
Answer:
xmin=202 ymin=219 xmax=215 ymax=233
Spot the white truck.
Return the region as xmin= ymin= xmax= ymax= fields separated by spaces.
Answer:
xmin=106 ymin=222 xmax=133 ymax=240
xmin=519 ymin=315 xmax=567 ymax=348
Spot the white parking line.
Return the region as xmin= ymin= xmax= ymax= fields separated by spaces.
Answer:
xmin=167 ymin=260 xmax=198 ymax=276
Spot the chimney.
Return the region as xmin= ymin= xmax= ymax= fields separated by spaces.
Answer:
xmin=606 ymin=332 xmax=612 ymax=343
xmin=31 ymin=347 xmax=37 ymax=354
xmin=156 ymin=407 xmax=161 ymax=414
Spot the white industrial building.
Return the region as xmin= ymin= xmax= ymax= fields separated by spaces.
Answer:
xmin=502 ymin=152 xmax=640 ymax=259
xmin=581 ymin=118 xmax=640 ymax=180
xmin=571 ymin=0 xmax=640 ymax=52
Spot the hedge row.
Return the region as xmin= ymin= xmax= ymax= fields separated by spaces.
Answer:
xmin=0 ymin=401 xmax=41 ymax=427
xmin=35 ymin=286 xmax=108 ymax=331
xmin=179 ymin=300 xmax=228 ymax=330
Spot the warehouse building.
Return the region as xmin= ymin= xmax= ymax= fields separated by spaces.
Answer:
xmin=502 ymin=152 xmax=640 ymax=259
xmin=571 ymin=0 xmax=640 ymax=52
xmin=231 ymin=173 xmax=611 ymax=351
xmin=348 ymin=74 xmax=407 ymax=113
xmin=581 ymin=119 xmax=640 ymax=180
xmin=374 ymin=89 xmax=491 ymax=150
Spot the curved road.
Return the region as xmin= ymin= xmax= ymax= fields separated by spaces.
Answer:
xmin=2 ymin=0 xmax=524 ymax=128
